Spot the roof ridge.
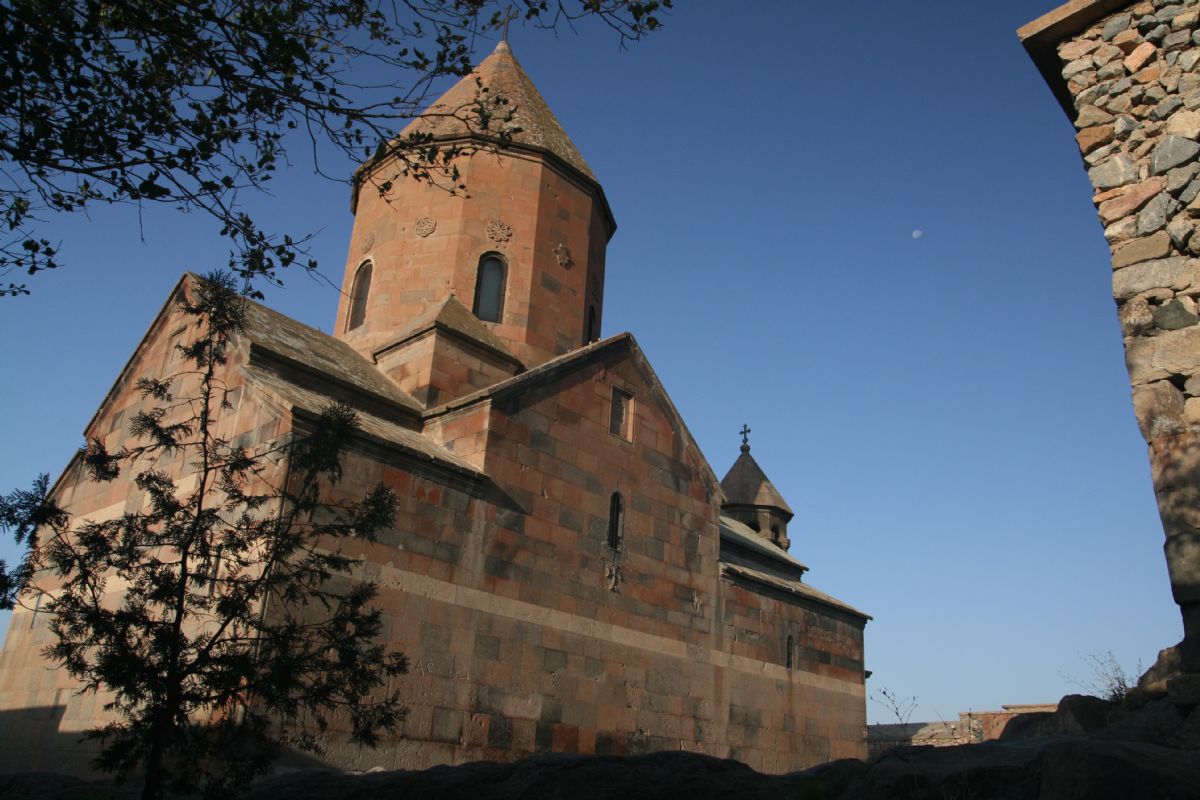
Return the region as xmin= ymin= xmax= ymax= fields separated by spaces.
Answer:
xmin=372 ymin=295 xmax=524 ymax=369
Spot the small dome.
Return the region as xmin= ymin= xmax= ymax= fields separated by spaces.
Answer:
xmin=720 ymin=448 xmax=793 ymax=518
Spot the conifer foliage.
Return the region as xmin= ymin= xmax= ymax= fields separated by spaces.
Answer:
xmin=0 ymin=274 xmax=408 ymax=799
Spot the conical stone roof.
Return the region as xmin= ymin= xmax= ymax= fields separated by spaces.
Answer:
xmin=399 ymin=40 xmax=596 ymax=182
xmin=720 ymin=445 xmax=794 ymax=518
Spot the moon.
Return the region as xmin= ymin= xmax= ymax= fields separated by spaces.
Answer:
xmin=912 ymin=230 xmax=924 ymax=239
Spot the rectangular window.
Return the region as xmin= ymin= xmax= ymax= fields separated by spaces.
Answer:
xmin=609 ymin=387 xmax=633 ymax=440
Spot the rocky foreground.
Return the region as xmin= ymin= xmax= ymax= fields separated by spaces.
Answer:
xmin=4 ymin=683 xmax=1200 ymax=800
xmin=3 ymin=738 xmax=1199 ymax=800
xmin=250 ymin=731 xmax=1200 ymax=800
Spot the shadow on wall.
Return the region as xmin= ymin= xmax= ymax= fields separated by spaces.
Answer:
xmin=0 ymin=703 xmax=332 ymax=781
xmin=0 ymin=705 xmax=95 ymax=776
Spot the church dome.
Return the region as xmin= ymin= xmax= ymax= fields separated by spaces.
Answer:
xmin=398 ymin=40 xmax=596 ymax=183
xmin=720 ymin=431 xmax=794 ymax=551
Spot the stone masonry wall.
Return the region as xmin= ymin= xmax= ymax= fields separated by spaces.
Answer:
xmin=337 ymin=149 xmax=608 ymax=371
xmin=1053 ymin=0 xmax=1200 ymax=669
xmin=0 ymin=325 xmax=867 ymax=778
xmin=311 ymin=345 xmax=867 ymax=772
xmin=0 ymin=296 xmax=291 ymax=776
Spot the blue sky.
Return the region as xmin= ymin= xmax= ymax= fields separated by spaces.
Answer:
xmin=0 ymin=1 xmax=1180 ymax=726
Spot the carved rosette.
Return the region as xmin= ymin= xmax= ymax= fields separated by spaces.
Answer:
xmin=414 ymin=217 xmax=437 ymax=238
xmin=359 ymin=232 xmax=375 ymax=253
xmin=486 ymin=219 xmax=512 ymax=243
xmin=605 ymin=562 xmax=623 ymax=593
xmin=554 ymin=242 xmax=573 ymax=269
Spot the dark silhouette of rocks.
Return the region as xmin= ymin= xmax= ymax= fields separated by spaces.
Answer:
xmin=5 ymin=699 xmax=1200 ymax=800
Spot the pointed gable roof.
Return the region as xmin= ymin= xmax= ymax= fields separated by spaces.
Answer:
xmin=81 ymin=273 xmax=424 ymax=441
xmin=373 ymin=294 xmax=524 ymax=370
xmin=238 ymin=293 xmax=424 ymax=416
xmin=720 ymin=446 xmax=794 ymax=518
xmin=399 ymin=40 xmax=596 ymax=183
xmin=423 ymin=332 xmax=725 ymax=501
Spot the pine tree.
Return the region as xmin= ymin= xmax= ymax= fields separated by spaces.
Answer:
xmin=2 ymin=273 xmax=407 ymax=799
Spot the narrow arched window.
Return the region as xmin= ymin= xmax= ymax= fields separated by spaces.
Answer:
xmin=474 ymin=253 xmax=506 ymax=323
xmin=347 ymin=260 xmax=372 ymax=331
xmin=786 ymin=635 xmax=794 ymax=669
xmin=607 ymin=492 xmax=624 ymax=550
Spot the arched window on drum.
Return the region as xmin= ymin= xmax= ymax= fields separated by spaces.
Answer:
xmin=346 ymin=260 xmax=373 ymax=332
xmin=473 ymin=253 xmax=507 ymax=323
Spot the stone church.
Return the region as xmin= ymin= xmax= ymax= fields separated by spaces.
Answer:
xmin=0 ymin=41 xmax=869 ymax=773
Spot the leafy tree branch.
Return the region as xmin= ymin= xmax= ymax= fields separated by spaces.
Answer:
xmin=0 ymin=0 xmax=671 ymax=296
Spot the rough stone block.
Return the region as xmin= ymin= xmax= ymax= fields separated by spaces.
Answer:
xmin=1104 ymin=13 xmax=1133 ymax=41
xmin=1167 ymin=215 xmax=1195 ymax=249
xmin=1099 ymin=177 xmax=1167 ymax=222
xmin=1078 ymin=104 xmax=1118 ymax=131
xmin=1114 ymin=27 xmax=1143 ymax=52
xmin=1094 ymin=157 xmax=1137 ymax=193
xmin=538 ymin=697 xmax=563 ymax=724
xmin=431 ymin=707 xmax=464 ymax=743
xmin=1166 ymin=532 xmax=1200 ymax=604
xmin=1108 ymin=216 xmax=1142 ymax=243
xmin=1183 ymin=177 xmax=1200 ymax=205
xmin=1113 ymin=256 xmax=1200 ymax=299
xmin=1133 ymin=380 xmax=1187 ymax=439
xmin=1126 ymin=41 xmax=1159 ymax=72
xmin=1174 ymin=10 xmax=1199 ymax=31
xmin=1065 ymin=56 xmax=1097 ymax=79
xmin=1167 ymin=162 xmax=1200 ymax=193
xmin=475 ymin=633 xmax=501 ymax=661
xmin=1166 ymin=30 xmax=1193 ymax=51
xmin=1127 ymin=325 xmax=1200 ymax=383
xmin=543 ymin=648 xmax=567 ymax=672
xmin=1094 ymin=43 xmax=1124 ymax=65
xmin=487 ymin=714 xmax=513 ymax=748
xmin=1139 ymin=192 xmax=1181 ymax=233
xmin=1155 ymin=96 xmax=1186 ymax=120
xmin=421 ymin=621 xmax=450 ymax=653
xmin=1153 ymin=135 xmax=1200 ymax=174
xmin=1155 ymin=298 xmax=1200 ymax=329
xmin=729 ymin=704 xmax=763 ymax=728
xmin=1060 ymin=39 xmax=1101 ymax=61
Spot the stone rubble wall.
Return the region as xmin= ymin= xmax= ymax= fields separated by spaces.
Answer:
xmin=1056 ymin=0 xmax=1200 ymax=669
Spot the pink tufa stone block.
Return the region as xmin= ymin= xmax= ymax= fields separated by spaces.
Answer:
xmin=1124 ymin=41 xmax=1157 ymax=73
